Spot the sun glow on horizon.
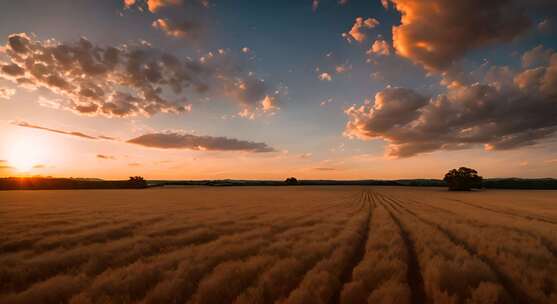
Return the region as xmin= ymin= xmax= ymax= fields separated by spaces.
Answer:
xmin=6 ymin=139 xmax=48 ymax=172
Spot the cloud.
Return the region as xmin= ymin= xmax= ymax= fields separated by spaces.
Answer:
xmin=345 ymin=47 xmax=557 ymax=157
xmin=128 ymin=162 xmax=141 ymax=167
xmin=0 ymin=33 xmax=277 ymax=117
xmin=0 ymin=87 xmax=15 ymax=100
xmin=387 ymin=0 xmax=555 ymax=72
xmin=12 ymin=120 xmax=276 ymax=154
xmin=261 ymin=95 xmax=279 ymax=112
xmin=152 ymin=18 xmax=202 ymax=40
xmin=312 ymin=0 xmax=319 ymax=12
xmin=299 ymin=153 xmax=313 ymax=159
xmin=335 ymin=64 xmax=351 ymax=74
xmin=146 ymin=0 xmax=182 ymax=12
xmin=367 ymin=39 xmax=390 ymax=56
xmin=123 ymin=0 xmax=136 ymax=9
xmin=522 ymin=45 xmax=553 ymax=68
xmin=342 ymin=17 xmax=379 ymax=43
xmin=123 ymin=0 xmax=209 ymax=13
xmin=538 ymin=18 xmax=554 ymax=33
xmin=127 ymin=132 xmax=275 ymax=152
xmin=97 ymin=154 xmax=116 ymax=160
xmin=314 ymin=167 xmax=337 ymax=171
xmin=0 ymin=160 xmax=12 ymax=170
xmin=320 ymin=98 xmax=333 ymax=106
xmin=318 ymin=72 xmax=332 ymax=81
xmin=12 ymin=121 xmax=114 ymax=140
xmin=1 ymin=63 xmax=25 ymax=76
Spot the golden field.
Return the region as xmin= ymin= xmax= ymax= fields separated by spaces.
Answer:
xmin=0 ymin=186 xmax=556 ymax=304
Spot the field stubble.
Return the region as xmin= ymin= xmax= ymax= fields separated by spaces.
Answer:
xmin=0 ymin=186 xmax=556 ymax=304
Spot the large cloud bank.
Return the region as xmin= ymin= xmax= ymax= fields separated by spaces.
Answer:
xmin=345 ymin=46 xmax=557 ymax=157
xmin=0 ymin=33 xmax=277 ymax=117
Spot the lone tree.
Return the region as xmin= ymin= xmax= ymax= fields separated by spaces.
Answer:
xmin=443 ymin=167 xmax=482 ymax=191
xmin=128 ymin=176 xmax=147 ymax=188
xmin=284 ymin=177 xmax=299 ymax=185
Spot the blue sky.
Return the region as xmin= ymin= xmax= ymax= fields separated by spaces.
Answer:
xmin=1 ymin=0 xmax=556 ymax=179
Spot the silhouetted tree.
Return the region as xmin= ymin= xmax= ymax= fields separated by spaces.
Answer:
xmin=285 ymin=177 xmax=299 ymax=185
xmin=443 ymin=167 xmax=482 ymax=191
xmin=128 ymin=176 xmax=147 ymax=188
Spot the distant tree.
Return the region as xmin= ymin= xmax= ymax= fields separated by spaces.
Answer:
xmin=443 ymin=167 xmax=482 ymax=191
xmin=128 ymin=176 xmax=147 ymax=188
xmin=285 ymin=177 xmax=299 ymax=185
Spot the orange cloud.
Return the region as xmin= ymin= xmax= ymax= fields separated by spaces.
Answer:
xmin=367 ymin=39 xmax=390 ymax=56
xmin=123 ymin=0 xmax=136 ymax=8
xmin=147 ymin=0 xmax=181 ymax=12
xmin=390 ymin=0 xmax=532 ymax=71
xmin=343 ymin=17 xmax=379 ymax=43
xmin=152 ymin=18 xmax=200 ymax=39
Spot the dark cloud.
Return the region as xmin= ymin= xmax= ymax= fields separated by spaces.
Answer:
xmin=1 ymin=63 xmax=25 ymax=76
xmin=345 ymin=46 xmax=557 ymax=157
xmin=97 ymin=154 xmax=116 ymax=160
xmin=124 ymin=0 xmax=207 ymax=12
xmin=12 ymin=121 xmax=113 ymax=140
xmin=314 ymin=167 xmax=337 ymax=171
xmin=0 ymin=34 xmax=277 ymax=117
xmin=127 ymin=133 xmax=275 ymax=153
xmin=388 ymin=0 xmax=556 ymax=72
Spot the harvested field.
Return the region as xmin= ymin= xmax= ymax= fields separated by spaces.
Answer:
xmin=0 ymin=186 xmax=556 ymax=304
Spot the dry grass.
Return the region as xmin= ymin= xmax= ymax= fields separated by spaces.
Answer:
xmin=0 ymin=186 xmax=556 ymax=304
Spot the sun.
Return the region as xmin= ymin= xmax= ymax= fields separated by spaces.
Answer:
xmin=6 ymin=140 xmax=45 ymax=172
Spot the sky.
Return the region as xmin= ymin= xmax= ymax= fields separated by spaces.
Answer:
xmin=0 ymin=0 xmax=556 ymax=180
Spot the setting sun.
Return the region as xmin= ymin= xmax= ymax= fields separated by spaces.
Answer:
xmin=6 ymin=140 xmax=45 ymax=172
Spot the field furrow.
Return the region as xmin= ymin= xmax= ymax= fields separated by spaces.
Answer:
xmin=1 ymin=186 xmax=555 ymax=304
xmin=380 ymin=192 xmax=557 ymax=303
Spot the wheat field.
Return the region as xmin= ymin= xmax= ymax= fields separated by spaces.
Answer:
xmin=0 ymin=186 xmax=556 ymax=304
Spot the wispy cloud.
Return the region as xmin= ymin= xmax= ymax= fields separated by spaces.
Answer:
xmin=12 ymin=121 xmax=275 ymax=154
xmin=12 ymin=121 xmax=114 ymax=140
xmin=97 ymin=154 xmax=116 ymax=160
